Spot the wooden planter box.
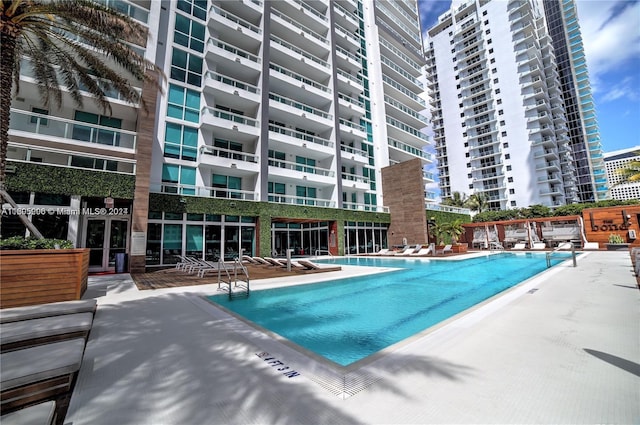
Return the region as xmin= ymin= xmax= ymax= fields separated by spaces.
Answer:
xmin=0 ymin=249 xmax=89 ymax=308
xmin=435 ymin=244 xmax=468 ymax=253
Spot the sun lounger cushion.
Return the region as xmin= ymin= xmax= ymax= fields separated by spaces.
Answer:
xmin=1 ymin=313 xmax=93 ymax=347
xmin=0 ymin=299 xmax=97 ymax=324
xmin=0 ymin=400 xmax=56 ymax=425
xmin=1 ymin=338 xmax=85 ymax=392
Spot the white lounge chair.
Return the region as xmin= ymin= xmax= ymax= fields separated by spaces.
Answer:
xmin=399 ymin=246 xmax=420 ymax=256
xmin=583 ymin=242 xmax=599 ymax=250
xmin=532 ymin=242 xmax=546 ymax=250
xmin=556 ymin=242 xmax=573 ymax=250
xmin=373 ymin=248 xmax=390 ymax=256
xmin=436 ymin=244 xmax=453 ymax=255
xmin=410 ymin=245 xmax=434 ymax=256
xmin=512 ymin=243 xmax=526 ymax=250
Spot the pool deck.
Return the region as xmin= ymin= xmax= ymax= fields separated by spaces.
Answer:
xmin=66 ymin=251 xmax=639 ymax=424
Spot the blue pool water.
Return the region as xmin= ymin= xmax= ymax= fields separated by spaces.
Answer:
xmin=208 ymin=252 xmax=573 ymax=366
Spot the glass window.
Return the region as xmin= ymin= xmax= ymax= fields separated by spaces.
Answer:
xmin=186 ymin=224 xmax=203 ymax=258
xmin=177 ymin=0 xmax=207 ymax=20
xmin=174 ymin=13 xmax=205 ymax=53
xmin=163 ymin=224 xmax=182 ymax=264
xmin=146 ymin=223 xmax=161 ymax=265
xmin=164 ymin=122 xmax=198 ymax=161
xmin=168 ymin=84 xmax=200 ymax=122
xmin=170 ymin=48 xmax=202 ymax=87
xmin=30 ymin=107 xmax=48 ymax=125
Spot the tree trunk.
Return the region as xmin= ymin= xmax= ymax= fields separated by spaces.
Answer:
xmin=0 ymin=31 xmax=16 ymax=189
xmin=0 ymin=33 xmax=44 ymax=239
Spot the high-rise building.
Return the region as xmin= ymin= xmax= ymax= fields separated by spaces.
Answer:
xmin=542 ymin=0 xmax=608 ymax=202
xmin=604 ymin=147 xmax=640 ymax=201
xmin=4 ymin=0 xmax=432 ymax=272
xmin=425 ymin=0 xmax=587 ymax=210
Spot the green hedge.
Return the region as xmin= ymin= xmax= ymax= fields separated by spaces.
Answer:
xmin=0 ymin=236 xmax=74 ymax=250
xmin=472 ymin=200 xmax=640 ymax=222
xmin=6 ymin=162 xmax=135 ymax=198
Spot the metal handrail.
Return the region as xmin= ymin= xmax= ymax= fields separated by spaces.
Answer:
xmin=546 ymin=243 xmax=577 ymax=268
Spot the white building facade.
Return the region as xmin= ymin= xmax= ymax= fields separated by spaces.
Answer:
xmin=604 ymin=147 xmax=640 ymax=201
xmin=4 ymin=0 xmax=433 ymax=270
xmin=426 ymin=0 xmax=583 ymax=210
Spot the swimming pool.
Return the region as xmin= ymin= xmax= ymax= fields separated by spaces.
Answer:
xmin=208 ymin=252 xmax=573 ymax=366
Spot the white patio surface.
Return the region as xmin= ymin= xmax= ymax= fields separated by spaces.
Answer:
xmin=66 ymin=252 xmax=639 ymax=424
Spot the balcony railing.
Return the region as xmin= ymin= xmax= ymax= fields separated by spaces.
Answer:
xmin=205 ymin=71 xmax=259 ymax=94
xmin=269 ymin=123 xmax=334 ymax=148
xmin=199 ymin=145 xmax=258 ymax=163
xmin=341 ymin=172 xmax=369 ymax=184
xmin=343 ymin=202 xmax=389 ymax=213
xmin=268 ymin=194 xmax=334 ymax=207
xmin=269 ymin=93 xmax=332 ymax=120
xmin=268 ymin=158 xmax=334 ymax=177
xmin=153 ymin=182 xmax=257 ymax=200
xmin=210 ymin=5 xmax=261 ymax=34
xmin=208 ymin=38 xmax=260 ymax=63
xmin=269 ymin=63 xmax=331 ymax=93
xmin=201 ymin=107 xmax=258 ymax=127
xmin=9 ymin=109 xmax=136 ymax=149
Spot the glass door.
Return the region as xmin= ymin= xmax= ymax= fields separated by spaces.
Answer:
xmin=85 ymin=217 xmax=129 ymax=272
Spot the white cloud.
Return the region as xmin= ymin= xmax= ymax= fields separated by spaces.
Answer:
xmin=601 ymin=77 xmax=640 ymax=103
xmin=576 ymin=0 xmax=640 ymax=81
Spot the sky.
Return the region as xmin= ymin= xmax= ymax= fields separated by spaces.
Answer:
xmin=417 ymin=0 xmax=640 ymax=155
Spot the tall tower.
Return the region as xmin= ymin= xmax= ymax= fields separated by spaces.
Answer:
xmin=542 ymin=0 xmax=608 ymax=202
xmin=151 ymin=0 xmax=431 ymax=212
xmin=426 ymin=0 xmax=577 ymax=210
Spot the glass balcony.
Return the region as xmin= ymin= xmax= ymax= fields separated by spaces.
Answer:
xmin=9 ymin=109 xmax=136 ymax=149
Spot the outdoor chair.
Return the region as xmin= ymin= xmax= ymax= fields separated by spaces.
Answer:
xmin=436 ymin=244 xmax=453 ymax=255
xmin=410 ymin=244 xmax=435 ymax=256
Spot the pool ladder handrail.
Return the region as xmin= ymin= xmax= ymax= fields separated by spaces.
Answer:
xmin=217 ymin=258 xmax=250 ymax=300
xmin=314 ymin=249 xmax=332 ymax=258
xmin=545 ymin=242 xmax=577 ymax=268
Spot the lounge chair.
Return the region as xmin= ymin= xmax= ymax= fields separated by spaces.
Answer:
xmin=512 ymin=243 xmax=526 ymax=250
xmin=197 ymin=261 xmax=221 ymax=278
xmin=583 ymin=242 xmax=599 ymax=250
xmin=277 ymin=259 xmax=304 ymax=270
xmin=1 ymin=312 xmax=94 ymax=352
xmin=295 ymin=260 xmax=341 ymax=272
xmin=436 ymin=244 xmax=453 ymax=255
xmin=252 ymin=257 xmax=271 ymax=266
xmin=556 ymin=242 xmax=573 ymax=250
xmin=410 ymin=245 xmax=434 ymax=256
xmin=0 ymin=299 xmax=97 ymax=324
xmin=1 ymin=400 xmax=56 ymax=425
xmin=1 ymin=338 xmax=85 ymax=412
xmin=373 ymin=248 xmax=390 ymax=256
xmin=263 ymin=257 xmax=286 ymax=267
xmin=489 ymin=241 xmax=505 ymax=250
xmin=399 ymin=246 xmax=418 ymax=256
xmin=532 ymin=242 xmax=546 ymax=250
xmin=241 ymin=255 xmax=259 ymax=264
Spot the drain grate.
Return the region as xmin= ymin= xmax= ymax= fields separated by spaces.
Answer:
xmin=527 ymin=288 xmax=539 ymax=294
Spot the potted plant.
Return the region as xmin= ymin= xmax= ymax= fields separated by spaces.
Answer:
xmin=606 ymin=233 xmax=630 ymax=251
xmin=431 ymin=219 xmax=468 ymax=253
xmin=0 ymin=236 xmax=90 ymax=308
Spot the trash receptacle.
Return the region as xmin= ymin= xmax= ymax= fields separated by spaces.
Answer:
xmin=115 ymin=253 xmax=128 ymax=273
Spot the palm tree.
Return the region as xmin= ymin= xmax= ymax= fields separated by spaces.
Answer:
xmin=615 ymin=153 xmax=640 ymax=185
xmin=466 ymin=192 xmax=489 ymax=213
xmin=442 ymin=191 xmax=468 ymax=208
xmin=1 ymin=0 xmax=162 ymax=236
